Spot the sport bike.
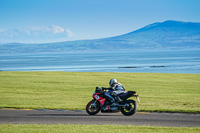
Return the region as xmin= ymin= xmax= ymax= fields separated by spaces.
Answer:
xmin=86 ymin=87 xmax=140 ymax=116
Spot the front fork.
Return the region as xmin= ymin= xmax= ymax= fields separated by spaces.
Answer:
xmin=92 ymin=99 xmax=97 ymax=107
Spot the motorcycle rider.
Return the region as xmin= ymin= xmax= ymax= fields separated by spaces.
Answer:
xmin=102 ymin=79 xmax=126 ymax=105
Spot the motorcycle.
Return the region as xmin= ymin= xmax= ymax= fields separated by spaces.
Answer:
xmin=86 ymin=87 xmax=140 ymax=116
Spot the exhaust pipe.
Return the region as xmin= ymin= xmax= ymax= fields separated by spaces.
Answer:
xmin=118 ymin=104 xmax=127 ymax=107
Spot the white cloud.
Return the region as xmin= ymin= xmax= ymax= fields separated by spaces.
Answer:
xmin=31 ymin=26 xmax=44 ymax=31
xmin=50 ymin=25 xmax=65 ymax=33
xmin=0 ymin=25 xmax=76 ymax=43
xmin=66 ymin=29 xmax=75 ymax=38
xmin=29 ymin=25 xmax=65 ymax=34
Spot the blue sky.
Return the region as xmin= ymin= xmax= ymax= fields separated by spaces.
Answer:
xmin=0 ymin=0 xmax=200 ymax=43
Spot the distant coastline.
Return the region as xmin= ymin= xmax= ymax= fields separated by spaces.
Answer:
xmin=1 ymin=20 xmax=200 ymax=54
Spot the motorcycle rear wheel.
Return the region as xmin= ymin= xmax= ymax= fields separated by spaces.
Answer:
xmin=86 ymin=100 xmax=100 ymax=115
xmin=121 ymin=100 xmax=137 ymax=116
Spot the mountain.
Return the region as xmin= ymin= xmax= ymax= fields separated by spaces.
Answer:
xmin=1 ymin=20 xmax=200 ymax=53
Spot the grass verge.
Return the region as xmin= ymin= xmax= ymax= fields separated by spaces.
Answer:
xmin=0 ymin=71 xmax=200 ymax=113
xmin=0 ymin=124 xmax=200 ymax=133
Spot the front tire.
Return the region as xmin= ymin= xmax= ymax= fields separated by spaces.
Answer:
xmin=86 ymin=100 xmax=100 ymax=115
xmin=121 ymin=100 xmax=137 ymax=116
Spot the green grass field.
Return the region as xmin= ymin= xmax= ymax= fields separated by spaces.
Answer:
xmin=0 ymin=124 xmax=200 ymax=133
xmin=0 ymin=71 xmax=200 ymax=113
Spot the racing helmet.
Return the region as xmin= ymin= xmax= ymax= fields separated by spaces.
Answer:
xmin=109 ymin=79 xmax=117 ymax=87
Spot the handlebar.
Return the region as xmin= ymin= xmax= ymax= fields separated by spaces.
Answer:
xmin=95 ymin=87 xmax=106 ymax=93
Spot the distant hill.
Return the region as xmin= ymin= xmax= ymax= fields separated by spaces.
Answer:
xmin=1 ymin=20 xmax=200 ymax=53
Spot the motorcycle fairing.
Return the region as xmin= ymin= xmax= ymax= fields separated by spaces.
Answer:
xmin=93 ymin=93 xmax=106 ymax=105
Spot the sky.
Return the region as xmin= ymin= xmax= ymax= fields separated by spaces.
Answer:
xmin=0 ymin=0 xmax=200 ymax=44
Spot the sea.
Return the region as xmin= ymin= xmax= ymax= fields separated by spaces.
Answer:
xmin=0 ymin=50 xmax=200 ymax=74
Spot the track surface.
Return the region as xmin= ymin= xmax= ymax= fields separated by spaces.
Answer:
xmin=0 ymin=109 xmax=200 ymax=127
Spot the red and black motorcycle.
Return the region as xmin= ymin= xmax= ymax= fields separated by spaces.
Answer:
xmin=86 ymin=87 xmax=140 ymax=116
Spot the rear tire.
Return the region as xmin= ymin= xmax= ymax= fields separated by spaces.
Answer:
xmin=86 ymin=100 xmax=100 ymax=115
xmin=121 ymin=100 xmax=137 ymax=116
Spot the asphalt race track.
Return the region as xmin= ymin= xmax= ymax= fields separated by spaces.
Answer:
xmin=0 ymin=109 xmax=200 ymax=127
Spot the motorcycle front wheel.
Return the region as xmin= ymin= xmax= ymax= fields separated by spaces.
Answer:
xmin=121 ymin=100 xmax=137 ymax=116
xmin=86 ymin=100 xmax=100 ymax=115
